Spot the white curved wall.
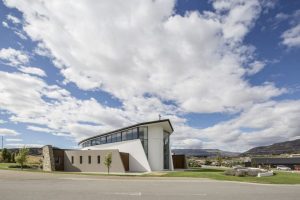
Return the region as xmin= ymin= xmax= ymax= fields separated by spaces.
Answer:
xmin=82 ymin=139 xmax=151 ymax=172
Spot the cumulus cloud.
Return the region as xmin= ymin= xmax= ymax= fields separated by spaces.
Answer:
xmin=0 ymin=0 xmax=296 ymax=151
xmin=27 ymin=125 xmax=53 ymax=133
xmin=282 ymin=24 xmax=300 ymax=48
xmin=4 ymin=0 xmax=283 ymax=114
xmin=5 ymin=138 xmax=23 ymax=142
xmin=0 ymin=71 xmax=132 ymax=140
xmin=0 ymin=47 xmax=29 ymax=67
xmin=19 ymin=66 xmax=46 ymax=77
xmin=2 ymin=21 xmax=9 ymax=28
xmin=0 ymin=128 xmax=19 ymax=136
xmin=0 ymin=47 xmax=45 ymax=76
xmin=172 ymin=100 xmax=300 ymax=151
xmin=280 ymin=9 xmax=300 ymax=48
xmin=7 ymin=14 xmax=21 ymax=24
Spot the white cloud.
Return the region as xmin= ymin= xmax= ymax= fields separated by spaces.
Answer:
xmin=0 ymin=47 xmax=45 ymax=76
xmin=1 ymin=0 xmax=295 ymax=151
xmin=0 ymin=119 xmax=6 ymax=124
xmin=4 ymin=0 xmax=283 ymax=114
xmin=5 ymin=138 xmax=23 ymax=142
xmin=281 ymin=24 xmax=300 ymax=48
xmin=27 ymin=125 xmax=53 ymax=133
xmin=14 ymin=31 xmax=27 ymax=40
xmin=19 ymin=66 xmax=46 ymax=77
xmin=2 ymin=21 xmax=9 ymax=28
xmin=280 ymin=9 xmax=300 ymax=48
xmin=172 ymin=100 xmax=300 ymax=152
xmin=7 ymin=14 xmax=21 ymax=24
xmin=0 ymin=71 xmax=132 ymax=140
xmin=0 ymin=47 xmax=29 ymax=67
xmin=0 ymin=128 xmax=19 ymax=136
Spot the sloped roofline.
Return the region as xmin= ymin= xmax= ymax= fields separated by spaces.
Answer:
xmin=78 ymin=119 xmax=174 ymax=145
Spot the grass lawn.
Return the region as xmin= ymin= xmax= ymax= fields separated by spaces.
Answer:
xmin=0 ymin=162 xmax=41 ymax=171
xmin=1 ymin=163 xmax=300 ymax=184
xmin=0 ymin=163 xmax=12 ymax=169
xmin=154 ymin=168 xmax=300 ymax=184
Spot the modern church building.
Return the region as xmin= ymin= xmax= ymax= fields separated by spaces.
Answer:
xmin=43 ymin=119 xmax=176 ymax=173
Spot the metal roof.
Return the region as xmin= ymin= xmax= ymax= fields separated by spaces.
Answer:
xmin=78 ymin=119 xmax=174 ymax=145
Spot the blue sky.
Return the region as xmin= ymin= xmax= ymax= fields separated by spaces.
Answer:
xmin=0 ymin=0 xmax=299 ymax=152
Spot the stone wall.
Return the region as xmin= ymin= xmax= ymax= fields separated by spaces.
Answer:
xmin=42 ymin=145 xmax=55 ymax=171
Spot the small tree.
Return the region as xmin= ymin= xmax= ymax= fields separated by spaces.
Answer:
xmin=216 ymin=155 xmax=223 ymax=166
xmin=1 ymin=148 xmax=9 ymax=162
xmin=11 ymin=152 xmax=16 ymax=163
xmin=15 ymin=147 xmax=29 ymax=170
xmin=104 ymin=152 xmax=112 ymax=174
xmin=204 ymin=159 xmax=212 ymax=165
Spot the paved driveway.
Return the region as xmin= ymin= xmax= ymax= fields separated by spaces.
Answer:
xmin=0 ymin=170 xmax=299 ymax=200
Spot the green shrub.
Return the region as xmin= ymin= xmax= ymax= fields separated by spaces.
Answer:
xmin=204 ymin=159 xmax=212 ymax=165
xmin=15 ymin=147 xmax=29 ymax=170
xmin=188 ymin=159 xmax=201 ymax=167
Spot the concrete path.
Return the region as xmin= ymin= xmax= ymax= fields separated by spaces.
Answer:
xmin=0 ymin=169 xmax=299 ymax=200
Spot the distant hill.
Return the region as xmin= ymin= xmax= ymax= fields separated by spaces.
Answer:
xmin=242 ymin=139 xmax=300 ymax=156
xmin=172 ymin=149 xmax=240 ymax=157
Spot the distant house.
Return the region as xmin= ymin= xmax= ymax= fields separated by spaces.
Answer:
xmin=251 ymin=157 xmax=300 ymax=170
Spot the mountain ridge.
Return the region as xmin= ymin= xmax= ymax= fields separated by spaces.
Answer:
xmin=242 ymin=139 xmax=300 ymax=156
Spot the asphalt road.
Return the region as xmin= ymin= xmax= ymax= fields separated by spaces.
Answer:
xmin=0 ymin=170 xmax=300 ymax=200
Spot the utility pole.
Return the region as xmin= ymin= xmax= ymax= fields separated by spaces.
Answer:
xmin=158 ymin=114 xmax=161 ymax=120
xmin=1 ymin=136 xmax=3 ymax=150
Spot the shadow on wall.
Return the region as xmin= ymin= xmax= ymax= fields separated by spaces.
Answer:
xmin=63 ymin=154 xmax=81 ymax=172
xmin=129 ymin=154 xmax=150 ymax=172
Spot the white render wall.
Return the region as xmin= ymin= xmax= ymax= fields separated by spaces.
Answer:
xmin=147 ymin=124 xmax=164 ymax=171
xmin=82 ymin=139 xmax=151 ymax=172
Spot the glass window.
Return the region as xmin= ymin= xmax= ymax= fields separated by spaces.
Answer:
xmin=122 ymin=131 xmax=127 ymax=141
xmin=132 ymin=128 xmax=138 ymax=139
xmin=163 ymin=131 xmax=170 ymax=169
xmin=117 ymin=132 xmax=122 ymax=142
xmin=71 ymin=156 xmax=74 ymax=164
xmin=97 ymin=156 xmax=100 ymax=164
xmin=100 ymin=136 xmax=106 ymax=144
xmin=139 ymin=127 xmax=148 ymax=157
xmin=112 ymin=133 xmax=117 ymax=143
xmin=107 ymin=135 xmax=112 ymax=143
xmin=95 ymin=137 xmax=101 ymax=145
xmin=127 ymin=129 xmax=133 ymax=140
xmin=80 ymin=156 xmax=83 ymax=164
xmin=88 ymin=156 xmax=91 ymax=164
xmin=138 ymin=127 xmax=148 ymax=139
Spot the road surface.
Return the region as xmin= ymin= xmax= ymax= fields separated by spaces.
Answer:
xmin=0 ymin=169 xmax=299 ymax=200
